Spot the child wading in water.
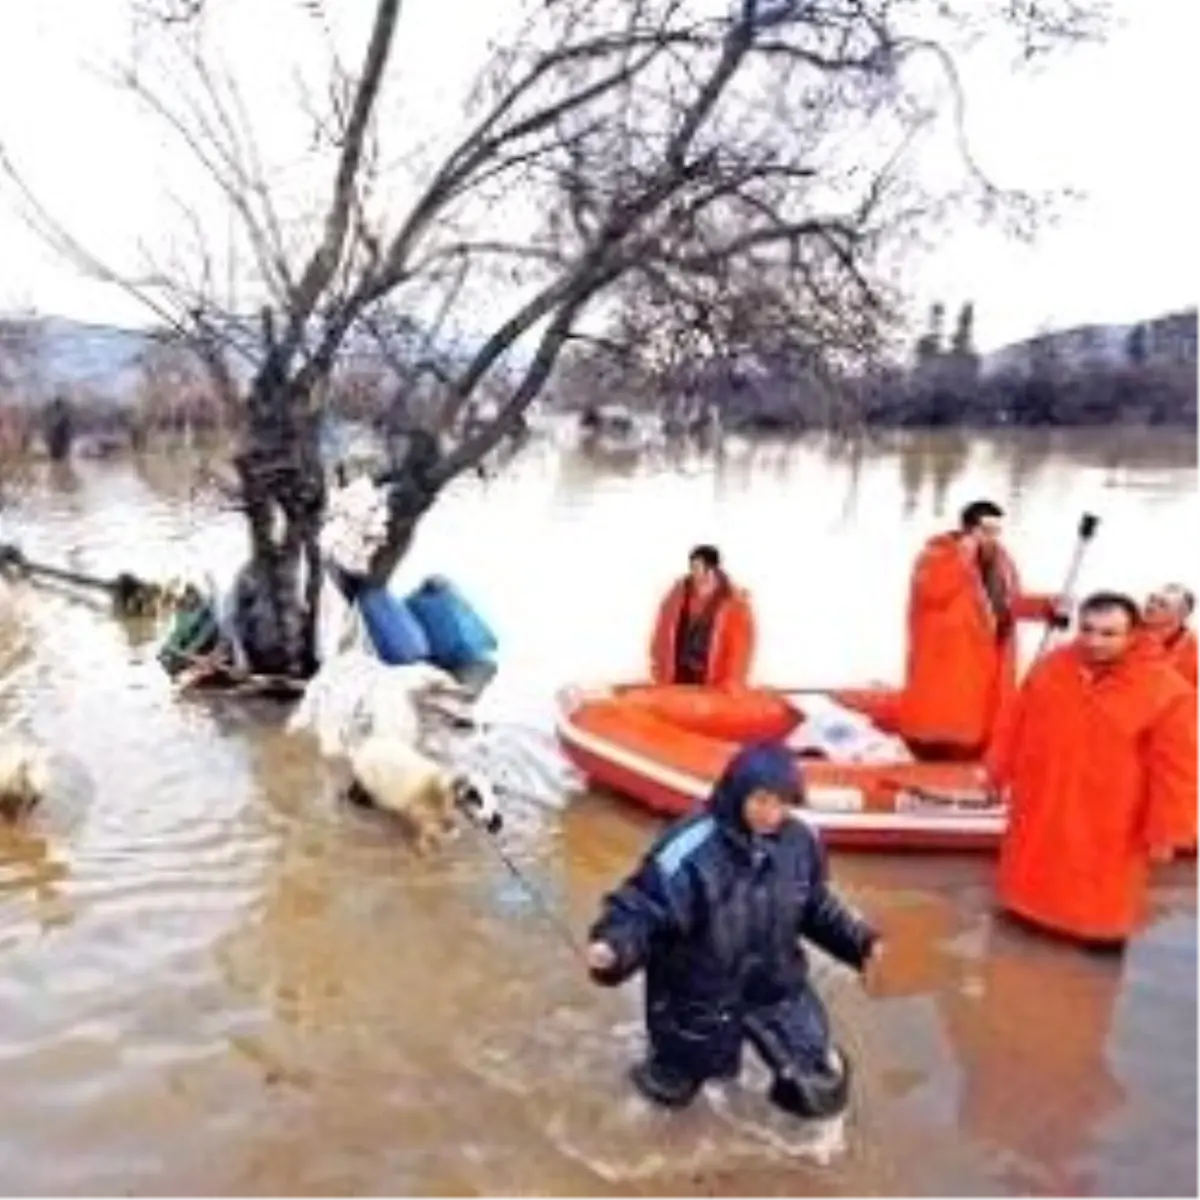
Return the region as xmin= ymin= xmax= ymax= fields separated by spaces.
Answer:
xmin=586 ymin=742 xmax=881 ymax=1117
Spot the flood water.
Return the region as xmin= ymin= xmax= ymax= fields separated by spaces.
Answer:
xmin=0 ymin=426 xmax=1196 ymax=1196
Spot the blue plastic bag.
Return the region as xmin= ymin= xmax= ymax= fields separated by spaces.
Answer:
xmin=405 ymin=576 xmax=498 ymax=669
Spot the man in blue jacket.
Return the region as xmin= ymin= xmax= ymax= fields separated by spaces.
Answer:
xmin=586 ymin=742 xmax=880 ymax=1117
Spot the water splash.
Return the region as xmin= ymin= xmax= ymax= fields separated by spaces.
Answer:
xmin=438 ymin=722 xmax=584 ymax=813
xmin=454 ymin=1002 xmax=849 ymax=1184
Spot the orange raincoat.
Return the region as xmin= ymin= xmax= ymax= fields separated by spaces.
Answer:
xmin=1162 ymin=627 xmax=1198 ymax=688
xmin=898 ymin=532 xmax=1055 ymax=752
xmin=986 ymin=639 xmax=1198 ymax=941
xmin=650 ymin=577 xmax=755 ymax=687
xmin=1137 ymin=624 xmax=1200 ymax=840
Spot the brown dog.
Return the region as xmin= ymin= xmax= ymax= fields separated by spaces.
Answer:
xmin=0 ymin=738 xmax=51 ymax=821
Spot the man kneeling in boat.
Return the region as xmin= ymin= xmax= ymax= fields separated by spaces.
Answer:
xmin=586 ymin=742 xmax=880 ymax=1118
xmin=986 ymin=591 xmax=1198 ymax=947
xmin=650 ymin=545 xmax=755 ymax=687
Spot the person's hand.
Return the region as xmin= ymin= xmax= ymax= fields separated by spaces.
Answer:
xmin=1148 ymin=844 xmax=1175 ymax=865
xmin=1049 ymin=595 xmax=1073 ymax=629
xmin=586 ymin=941 xmax=618 ymax=974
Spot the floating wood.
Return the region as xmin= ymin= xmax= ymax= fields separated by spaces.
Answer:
xmin=175 ymin=663 xmax=307 ymax=701
xmin=0 ymin=543 xmax=167 ymax=617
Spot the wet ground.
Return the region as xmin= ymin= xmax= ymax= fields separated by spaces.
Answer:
xmin=0 ymin=427 xmax=1195 ymax=1195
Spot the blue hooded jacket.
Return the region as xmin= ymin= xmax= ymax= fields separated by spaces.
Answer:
xmin=589 ymin=742 xmax=877 ymax=1082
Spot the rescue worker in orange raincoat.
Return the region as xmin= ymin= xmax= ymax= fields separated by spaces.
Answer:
xmin=1140 ymin=584 xmax=1198 ymax=852
xmin=985 ymin=592 xmax=1198 ymax=946
xmin=1142 ymin=583 xmax=1198 ymax=688
xmin=898 ymin=499 xmax=1065 ymax=759
xmin=650 ymin=545 xmax=755 ymax=687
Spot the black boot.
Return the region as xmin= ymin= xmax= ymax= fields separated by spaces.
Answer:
xmin=629 ymin=1058 xmax=702 ymax=1109
xmin=768 ymin=1045 xmax=851 ymax=1120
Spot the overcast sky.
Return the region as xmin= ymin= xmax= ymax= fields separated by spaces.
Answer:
xmin=0 ymin=0 xmax=1194 ymax=353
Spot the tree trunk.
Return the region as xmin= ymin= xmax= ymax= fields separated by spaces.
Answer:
xmin=232 ymin=372 xmax=327 ymax=678
xmin=364 ymin=426 xmax=443 ymax=588
xmin=231 ymin=383 xmax=448 ymax=676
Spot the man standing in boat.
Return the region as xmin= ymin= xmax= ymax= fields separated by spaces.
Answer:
xmin=650 ymin=545 xmax=755 ymax=687
xmin=896 ymin=499 xmax=1065 ymax=759
xmin=985 ymin=592 xmax=1198 ymax=946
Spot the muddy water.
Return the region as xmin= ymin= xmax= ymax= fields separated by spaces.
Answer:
xmin=0 ymin=427 xmax=1195 ymax=1197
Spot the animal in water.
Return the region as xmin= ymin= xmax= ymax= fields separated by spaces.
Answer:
xmin=345 ymin=737 xmax=502 ymax=854
xmin=0 ymin=737 xmax=52 ymax=821
xmin=289 ymin=650 xmax=503 ymax=851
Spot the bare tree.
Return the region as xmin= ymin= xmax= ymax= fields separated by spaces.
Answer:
xmin=132 ymin=332 xmax=221 ymax=445
xmin=0 ymin=311 xmax=45 ymax=407
xmin=0 ymin=312 xmax=46 ymax=461
xmin=1 ymin=0 xmax=1105 ymax=676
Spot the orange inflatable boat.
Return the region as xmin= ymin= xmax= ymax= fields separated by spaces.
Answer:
xmin=555 ymin=683 xmax=1004 ymax=852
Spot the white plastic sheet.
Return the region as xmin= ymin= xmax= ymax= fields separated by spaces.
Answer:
xmin=289 ymin=641 xmax=582 ymax=812
xmin=319 ymin=475 xmax=391 ymax=577
xmin=287 ymin=645 xmax=462 ymax=759
xmin=314 ymin=571 xmax=365 ymax=666
xmin=786 ymin=693 xmax=913 ymax=765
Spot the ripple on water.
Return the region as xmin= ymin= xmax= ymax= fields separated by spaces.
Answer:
xmin=453 ymin=999 xmax=849 ymax=1184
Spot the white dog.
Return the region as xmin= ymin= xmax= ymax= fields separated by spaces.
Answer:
xmin=0 ymin=736 xmax=52 ymax=821
xmin=288 ymin=647 xmax=502 ymax=850
xmin=345 ymin=737 xmax=502 ymax=854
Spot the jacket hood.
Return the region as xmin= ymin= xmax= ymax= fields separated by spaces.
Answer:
xmin=707 ymin=741 xmax=804 ymax=833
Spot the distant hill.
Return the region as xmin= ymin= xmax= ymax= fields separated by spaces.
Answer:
xmin=0 ymin=312 xmax=526 ymax=409
xmin=982 ymin=308 xmax=1198 ymax=377
xmin=4 ymin=305 xmax=1196 ymax=411
xmin=40 ymin=317 xmax=154 ymax=391
xmin=0 ymin=315 xmax=151 ymax=405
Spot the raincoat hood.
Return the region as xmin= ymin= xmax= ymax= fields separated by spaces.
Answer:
xmin=707 ymin=741 xmax=804 ymax=833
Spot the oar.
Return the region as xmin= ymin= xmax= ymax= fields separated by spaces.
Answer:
xmin=0 ymin=543 xmax=168 ymax=618
xmin=1032 ymin=512 xmax=1100 ymax=662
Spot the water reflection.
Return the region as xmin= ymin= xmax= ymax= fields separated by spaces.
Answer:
xmin=128 ymin=445 xmax=216 ymax=504
xmin=833 ymin=882 xmax=1139 ymax=1195
xmin=0 ymin=825 xmax=73 ymax=934
xmin=997 ymin=432 xmax=1057 ymax=512
xmin=44 ymin=459 xmax=84 ymax=500
xmin=940 ymin=916 xmax=1126 ymax=1194
xmin=894 ymin=431 xmax=974 ymax=518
